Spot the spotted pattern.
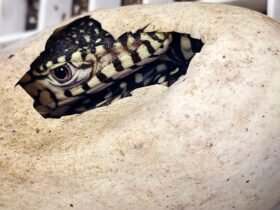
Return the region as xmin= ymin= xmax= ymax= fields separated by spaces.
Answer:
xmin=18 ymin=16 xmax=203 ymax=118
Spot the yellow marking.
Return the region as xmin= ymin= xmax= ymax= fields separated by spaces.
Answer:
xmin=118 ymin=54 xmax=134 ymax=69
xmin=95 ymin=45 xmax=106 ymax=55
xmin=46 ymin=61 xmax=53 ymax=68
xmin=49 ymin=62 xmax=66 ymax=70
xmin=100 ymin=64 xmax=118 ymax=78
xmin=154 ymin=32 xmax=164 ymax=40
xmin=32 ymin=69 xmax=49 ymax=76
xmin=149 ymin=40 xmax=162 ymax=51
xmin=84 ymin=35 xmax=91 ymax=43
xmin=39 ymin=66 xmax=44 ymax=71
xmin=53 ymin=89 xmax=69 ymax=100
xmin=71 ymin=51 xmax=82 ymax=61
xmin=80 ymin=29 xmax=85 ymax=33
xmin=140 ymin=33 xmax=162 ymax=50
xmin=85 ymin=53 xmax=96 ymax=62
xmin=140 ymin=33 xmax=153 ymax=41
xmin=136 ymin=45 xmax=151 ymax=60
xmin=87 ymin=76 xmax=101 ymax=89
xmin=57 ymin=56 xmax=66 ymax=63
xmin=154 ymin=36 xmax=172 ymax=56
xmin=69 ymin=85 xmax=85 ymax=96
xmin=127 ymin=35 xmax=135 ymax=45
xmin=94 ymin=28 xmax=99 ymax=34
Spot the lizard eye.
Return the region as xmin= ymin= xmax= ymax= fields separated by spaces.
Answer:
xmin=51 ymin=65 xmax=72 ymax=83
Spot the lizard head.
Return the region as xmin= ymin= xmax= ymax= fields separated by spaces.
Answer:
xmin=18 ymin=16 xmax=172 ymax=118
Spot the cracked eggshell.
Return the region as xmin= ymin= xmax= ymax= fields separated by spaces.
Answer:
xmin=0 ymin=2 xmax=280 ymax=210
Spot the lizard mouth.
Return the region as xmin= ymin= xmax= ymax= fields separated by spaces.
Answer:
xmin=18 ymin=16 xmax=203 ymax=118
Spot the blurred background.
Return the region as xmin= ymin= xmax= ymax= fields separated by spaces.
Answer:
xmin=0 ymin=0 xmax=279 ymax=51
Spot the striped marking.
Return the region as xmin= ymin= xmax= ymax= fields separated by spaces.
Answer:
xmin=69 ymin=85 xmax=88 ymax=96
xmin=96 ymin=72 xmax=109 ymax=82
xmin=86 ymin=76 xmax=102 ymax=89
xmin=97 ymin=64 xmax=117 ymax=79
xmin=149 ymin=32 xmax=164 ymax=42
xmin=130 ymin=51 xmax=141 ymax=63
xmin=140 ymin=33 xmax=162 ymax=50
xmin=142 ymin=40 xmax=156 ymax=54
xmin=153 ymin=32 xmax=165 ymax=41
xmin=112 ymin=57 xmax=124 ymax=71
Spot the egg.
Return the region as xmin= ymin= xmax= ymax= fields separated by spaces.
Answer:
xmin=0 ymin=2 xmax=279 ymax=210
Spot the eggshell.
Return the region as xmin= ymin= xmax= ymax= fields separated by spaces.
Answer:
xmin=0 ymin=3 xmax=279 ymax=210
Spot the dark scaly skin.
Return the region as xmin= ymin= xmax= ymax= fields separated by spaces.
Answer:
xmin=18 ymin=16 xmax=203 ymax=118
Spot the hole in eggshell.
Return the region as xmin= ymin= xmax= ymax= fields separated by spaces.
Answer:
xmin=18 ymin=16 xmax=204 ymax=118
